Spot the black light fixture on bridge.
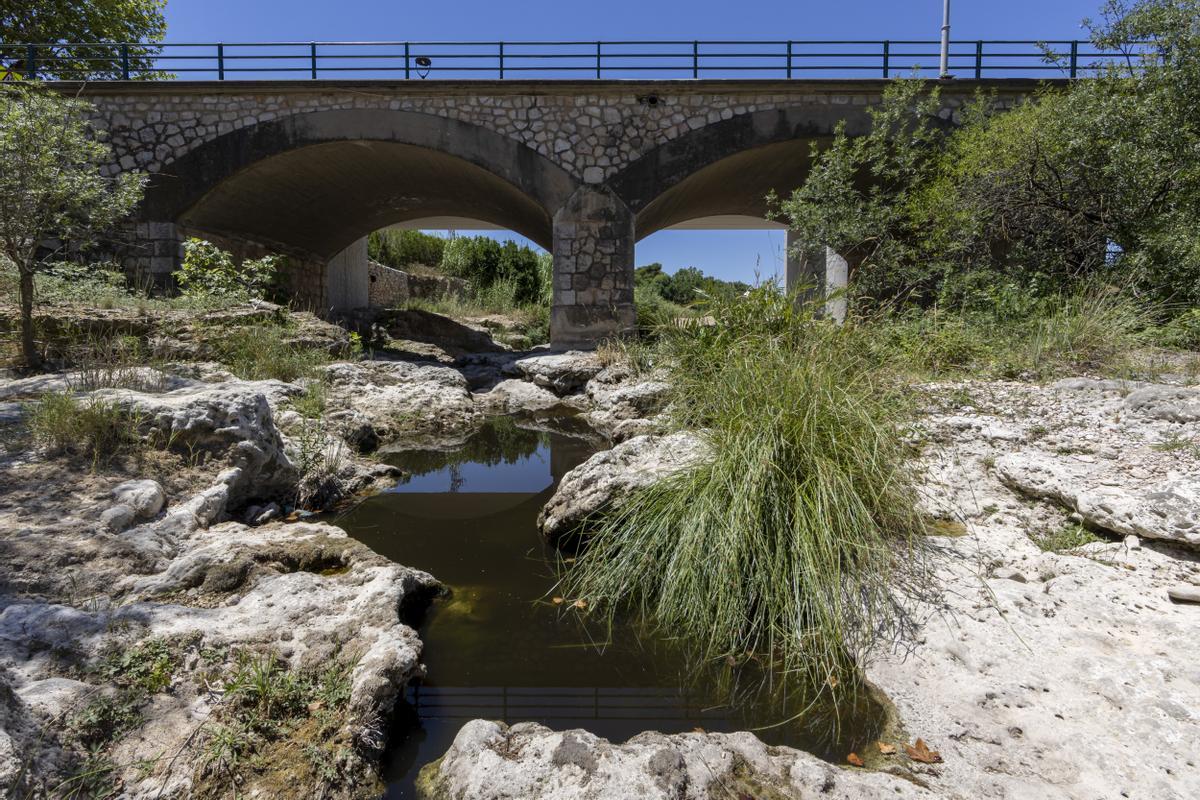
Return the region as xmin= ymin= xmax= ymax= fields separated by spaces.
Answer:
xmin=415 ymin=56 xmax=432 ymax=79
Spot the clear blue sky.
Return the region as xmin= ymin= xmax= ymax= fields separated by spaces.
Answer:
xmin=162 ymin=0 xmax=1103 ymax=283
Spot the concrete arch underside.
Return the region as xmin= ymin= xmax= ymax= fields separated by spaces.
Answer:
xmin=143 ymin=108 xmax=578 ymax=258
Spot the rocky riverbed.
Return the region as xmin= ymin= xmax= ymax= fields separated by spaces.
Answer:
xmin=1 ymin=304 xmax=1198 ymax=799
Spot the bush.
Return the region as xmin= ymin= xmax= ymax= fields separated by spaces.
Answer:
xmin=177 ymin=239 xmax=280 ymax=301
xmin=560 ymin=286 xmax=928 ymax=691
xmin=441 ymin=235 xmax=547 ymax=306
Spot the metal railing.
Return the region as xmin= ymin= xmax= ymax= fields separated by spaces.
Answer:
xmin=0 ymin=39 xmax=1135 ymax=82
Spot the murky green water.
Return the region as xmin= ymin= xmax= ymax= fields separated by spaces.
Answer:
xmin=329 ymin=418 xmax=883 ymax=798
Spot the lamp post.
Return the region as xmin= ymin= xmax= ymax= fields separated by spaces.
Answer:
xmin=939 ymin=0 xmax=952 ymax=78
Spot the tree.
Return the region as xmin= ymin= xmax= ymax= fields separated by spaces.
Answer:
xmin=1 ymin=1 xmax=167 ymax=80
xmin=0 ymin=85 xmax=145 ymax=368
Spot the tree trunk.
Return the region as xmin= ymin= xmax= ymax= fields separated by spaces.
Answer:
xmin=18 ymin=265 xmax=39 ymax=370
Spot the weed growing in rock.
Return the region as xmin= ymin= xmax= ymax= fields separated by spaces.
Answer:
xmin=208 ymin=320 xmax=333 ymax=382
xmin=196 ymin=651 xmax=362 ymax=798
xmin=1033 ymin=523 xmax=1104 ymax=553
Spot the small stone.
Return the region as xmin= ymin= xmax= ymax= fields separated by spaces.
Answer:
xmin=112 ymin=479 xmax=165 ymax=518
xmin=1167 ymin=586 xmax=1200 ymax=604
xmin=993 ymin=567 xmax=1028 ymax=583
xmin=100 ymin=504 xmax=136 ymax=532
xmin=1123 ymin=535 xmax=1141 ymax=550
xmin=253 ymin=502 xmax=281 ymax=525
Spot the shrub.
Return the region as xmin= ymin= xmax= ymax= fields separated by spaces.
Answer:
xmin=177 ymin=239 xmax=280 ymax=301
xmin=560 ymin=286 xmax=929 ymax=692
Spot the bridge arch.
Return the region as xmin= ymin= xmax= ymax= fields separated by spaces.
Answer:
xmin=609 ymin=105 xmax=874 ymax=238
xmin=141 ymin=108 xmax=579 ymax=257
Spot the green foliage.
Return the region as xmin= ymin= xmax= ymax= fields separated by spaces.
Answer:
xmin=867 ymin=285 xmax=1157 ymax=379
xmin=0 ymin=0 xmax=167 ymax=80
xmin=440 ymin=235 xmax=547 ymax=306
xmin=0 ymin=84 xmax=145 ymax=367
xmin=207 ymin=320 xmax=332 ymax=382
xmin=177 ymin=239 xmax=280 ymax=302
xmin=24 ymin=391 xmax=143 ymax=467
xmin=635 ymin=262 xmax=750 ymax=307
xmin=368 ymin=228 xmax=446 ymax=269
xmin=1147 ymin=308 xmax=1200 ymax=350
xmin=561 ymin=285 xmax=928 ymax=692
xmin=98 ymin=637 xmax=177 ymax=695
xmin=775 ymin=1 xmax=1200 ymax=322
xmin=633 ymin=283 xmax=691 ymax=336
xmin=69 ymin=693 xmax=143 ymax=747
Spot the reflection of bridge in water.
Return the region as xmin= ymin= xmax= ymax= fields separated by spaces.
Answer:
xmin=407 ymin=684 xmax=737 ymax=730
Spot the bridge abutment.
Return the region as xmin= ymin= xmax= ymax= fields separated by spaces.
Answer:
xmin=550 ymin=185 xmax=636 ymax=349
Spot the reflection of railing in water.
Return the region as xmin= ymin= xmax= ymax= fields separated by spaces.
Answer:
xmin=407 ymin=684 xmax=732 ymax=725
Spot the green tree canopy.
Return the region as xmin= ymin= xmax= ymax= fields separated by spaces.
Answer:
xmin=0 ymin=84 xmax=145 ymax=367
xmin=1 ymin=1 xmax=167 ymax=79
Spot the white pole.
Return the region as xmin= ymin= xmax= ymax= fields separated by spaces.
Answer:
xmin=939 ymin=0 xmax=952 ymax=78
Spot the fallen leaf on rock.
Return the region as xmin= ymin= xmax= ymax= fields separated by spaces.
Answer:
xmin=905 ymin=738 xmax=942 ymax=764
xmin=847 ymin=752 xmax=865 ymax=767
xmin=877 ymin=742 xmax=896 ymax=755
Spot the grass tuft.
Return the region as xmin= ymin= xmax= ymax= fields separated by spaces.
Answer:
xmin=560 ymin=284 xmax=929 ymax=691
xmin=24 ymin=391 xmax=143 ymax=468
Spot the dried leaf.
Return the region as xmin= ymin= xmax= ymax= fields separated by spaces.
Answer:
xmin=877 ymin=742 xmax=896 ymax=755
xmin=827 ymin=675 xmax=840 ymax=689
xmin=307 ymin=700 xmax=324 ymax=713
xmin=905 ymin=738 xmax=942 ymax=764
xmin=847 ymin=752 xmax=865 ymax=767
xmin=692 ymin=726 xmax=706 ymax=733
xmin=551 ymin=596 xmax=564 ymax=605
xmin=572 ymin=599 xmax=587 ymax=610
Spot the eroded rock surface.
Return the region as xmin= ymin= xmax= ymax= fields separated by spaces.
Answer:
xmin=537 ymin=432 xmax=707 ymax=542
xmin=419 ymin=720 xmax=930 ymax=800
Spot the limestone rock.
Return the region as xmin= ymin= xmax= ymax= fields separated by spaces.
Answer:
xmin=112 ymin=479 xmax=166 ymax=519
xmin=1167 ymin=585 xmax=1200 ymax=604
xmin=475 ymin=379 xmax=576 ymax=416
xmin=323 ymin=361 xmax=480 ymax=446
xmin=418 ymin=720 xmax=930 ymax=800
xmin=511 ymin=352 xmax=603 ymax=394
xmin=996 ymin=452 xmax=1200 ymax=548
xmin=100 ymin=504 xmax=136 ymax=532
xmin=538 ymin=432 xmax=708 ymax=542
xmin=1122 ymin=385 xmax=1200 ymax=423
xmin=95 ymin=382 xmax=297 ymax=500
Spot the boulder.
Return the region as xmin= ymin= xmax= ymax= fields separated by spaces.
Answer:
xmin=511 ymin=352 xmax=603 ymax=394
xmin=323 ymin=361 xmax=480 ymax=446
xmin=94 ymin=382 xmax=298 ymax=500
xmin=475 ymin=379 xmax=577 ymax=416
xmin=1122 ymin=385 xmax=1200 ymax=423
xmin=417 ymin=720 xmax=929 ymax=800
xmin=996 ymin=452 xmax=1200 ymax=548
xmin=538 ymin=432 xmax=708 ymax=542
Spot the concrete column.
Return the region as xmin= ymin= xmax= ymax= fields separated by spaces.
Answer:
xmin=324 ymin=237 xmax=370 ymax=312
xmin=784 ymin=230 xmax=848 ymax=323
xmin=550 ymin=185 xmax=636 ymax=349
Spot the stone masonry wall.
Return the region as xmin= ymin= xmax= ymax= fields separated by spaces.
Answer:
xmin=87 ymin=84 xmax=1005 ymax=186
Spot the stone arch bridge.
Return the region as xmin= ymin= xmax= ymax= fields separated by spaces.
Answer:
xmin=65 ymin=78 xmax=1037 ymax=346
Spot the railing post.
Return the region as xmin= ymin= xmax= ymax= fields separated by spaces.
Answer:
xmin=692 ymin=40 xmax=699 ymax=78
xmin=498 ymin=41 xmax=504 ymax=79
xmin=595 ymin=42 xmax=601 ymax=79
xmin=120 ymin=43 xmax=130 ymax=79
xmin=1070 ymin=40 xmax=1079 ymax=78
xmin=975 ymin=40 xmax=983 ymax=78
xmin=786 ymin=40 xmax=792 ymax=79
xmin=882 ymin=40 xmax=890 ymax=78
xmin=310 ymin=42 xmax=317 ymax=79
xmin=404 ymin=41 xmax=410 ymax=79
xmin=25 ymin=44 xmax=36 ymax=79
xmin=217 ymin=42 xmax=224 ymax=80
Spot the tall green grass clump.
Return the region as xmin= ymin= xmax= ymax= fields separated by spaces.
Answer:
xmin=25 ymin=391 xmax=143 ymax=467
xmin=562 ymin=285 xmax=927 ymax=689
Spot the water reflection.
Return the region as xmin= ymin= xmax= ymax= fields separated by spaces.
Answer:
xmin=330 ymin=418 xmax=882 ymax=798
